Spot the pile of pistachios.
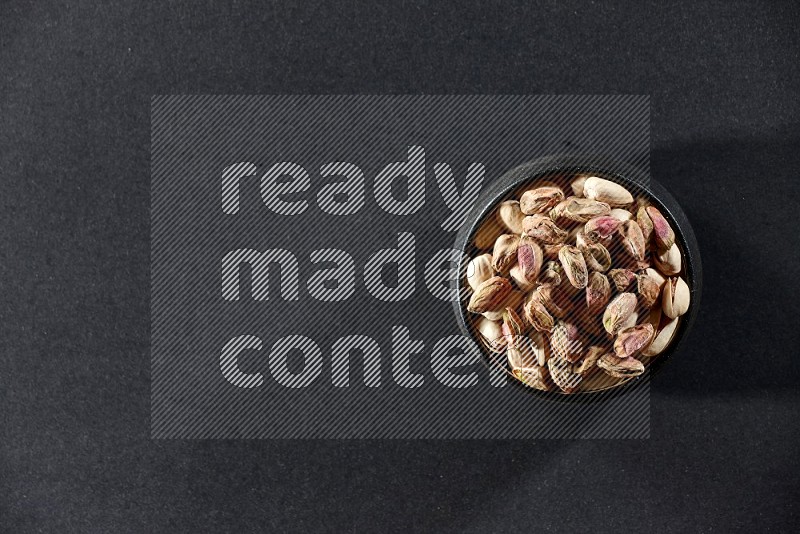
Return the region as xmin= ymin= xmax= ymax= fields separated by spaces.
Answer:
xmin=464 ymin=174 xmax=691 ymax=393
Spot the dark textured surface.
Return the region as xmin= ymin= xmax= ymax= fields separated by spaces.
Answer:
xmin=1 ymin=1 xmax=799 ymax=532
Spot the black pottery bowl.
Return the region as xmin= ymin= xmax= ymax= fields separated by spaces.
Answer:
xmin=452 ymin=154 xmax=702 ymax=401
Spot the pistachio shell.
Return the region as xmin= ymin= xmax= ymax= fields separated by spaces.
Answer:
xmin=609 ymin=268 xmax=637 ymax=292
xmin=574 ymin=228 xmax=590 ymax=249
xmin=496 ymin=200 xmax=525 ymax=234
xmin=645 ymin=267 xmax=667 ymax=289
xmin=483 ymin=290 xmax=524 ymax=321
xmin=654 ymin=243 xmax=682 ymax=276
xmin=584 ymin=215 xmax=622 ymax=241
xmin=636 ymin=205 xmax=654 ymax=244
xmin=620 ymin=220 xmax=647 ymax=265
xmin=551 ymin=321 xmax=584 ymax=363
xmin=597 ymin=354 xmax=645 ymax=378
xmin=581 ymin=242 xmax=612 ymax=272
xmin=602 ymin=293 xmax=638 ymax=334
xmin=520 ymin=186 xmax=565 ymax=215
xmin=583 ymin=177 xmax=634 ymax=206
xmin=509 ymin=264 xmax=536 ymax=292
xmin=467 ymin=276 xmax=512 ymax=314
xmin=643 ymin=316 xmax=679 ymax=357
xmin=618 ymin=310 xmax=639 ymax=332
xmin=511 ymin=363 xmax=550 ymax=391
xmin=558 ymin=245 xmax=588 ymax=289
xmin=636 ymin=273 xmax=661 ymax=308
xmin=523 ymin=295 xmax=555 ymax=333
xmin=548 ymin=355 xmax=583 ymax=393
xmin=466 ymin=253 xmax=494 ymax=291
xmin=573 ymin=346 xmax=606 ymax=375
xmin=522 ymin=214 xmax=568 ymax=244
xmin=539 ymin=260 xmax=564 ymax=287
xmin=613 ymin=324 xmax=655 ymax=358
xmin=491 ymin=234 xmax=519 ymax=275
xmin=516 ymin=235 xmax=543 ymax=284
xmin=646 ymin=206 xmax=675 ymax=251
xmin=571 ymin=175 xmax=589 ymax=197
xmin=549 ymin=197 xmax=611 ymax=222
xmin=506 ymin=332 xmax=548 ymax=369
xmin=662 ymin=276 xmax=690 ymax=319
xmin=609 ymin=208 xmax=634 ymax=222
xmin=586 ymin=272 xmax=611 ymax=315
xmin=476 ymin=317 xmax=506 ymax=353
xmin=501 ymin=307 xmax=525 ymax=348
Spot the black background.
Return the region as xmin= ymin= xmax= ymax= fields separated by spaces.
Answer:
xmin=2 ymin=1 xmax=799 ymax=532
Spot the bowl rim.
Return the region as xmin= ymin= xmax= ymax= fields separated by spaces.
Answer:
xmin=451 ymin=154 xmax=703 ymax=403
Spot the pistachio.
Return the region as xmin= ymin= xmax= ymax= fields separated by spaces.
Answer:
xmin=580 ymin=242 xmax=612 ymax=272
xmin=551 ymin=321 xmax=584 ymax=363
xmin=539 ymin=260 xmax=564 ymax=287
xmin=583 ymin=176 xmax=634 ymax=206
xmin=586 ymin=272 xmax=612 ymax=315
xmin=466 ymin=253 xmax=494 ymax=291
xmin=602 ymin=292 xmax=638 ymax=335
xmin=523 ymin=295 xmax=555 ymax=333
xmin=618 ymin=310 xmax=639 ymax=332
xmin=532 ymin=284 xmax=571 ymax=318
xmin=636 ymin=273 xmax=661 ymax=308
xmin=645 ymin=267 xmax=667 ymax=289
xmin=639 ymin=305 xmax=662 ymax=347
xmin=636 ymin=204 xmax=654 ymax=244
xmin=467 ymin=276 xmax=512 ymax=314
xmin=613 ymin=324 xmax=655 ymax=359
xmin=509 ymin=264 xmax=536 ymax=292
xmin=516 ymin=235 xmax=543 ymax=284
xmin=645 ymin=206 xmax=675 ymax=251
xmin=570 ymin=175 xmax=589 ymax=197
xmin=496 ymin=200 xmax=525 ymax=234
xmin=548 ymin=355 xmax=583 ymax=393
xmin=609 ymin=208 xmax=634 ymax=222
xmin=609 ymin=268 xmax=638 ymax=292
xmin=620 ymin=220 xmax=648 ymax=267
xmin=507 ymin=337 xmax=536 ymax=369
xmin=507 ymin=332 xmax=548 ymax=369
xmin=529 ymin=331 xmax=548 ymax=367
xmin=511 ymin=362 xmax=550 ymax=391
xmin=662 ymin=276 xmax=690 ymax=319
xmin=584 ymin=215 xmax=622 ymax=241
xmin=549 ymin=197 xmax=611 ymax=222
xmin=484 ymin=290 xmax=524 ymax=321
xmin=520 ymin=186 xmax=565 ymax=215
xmin=501 ymin=307 xmax=525 ymax=348
xmin=491 ymin=234 xmax=519 ymax=275
xmin=474 ymin=214 xmax=503 ymax=250
xmin=597 ymin=354 xmax=645 ymax=378
xmin=522 ymin=214 xmax=568 ymax=245
xmin=558 ymin=245 xmax=588 ymax=289
xmin=476 ymin=316 xmax=506 ymax=353
xmin=643 ymin=316 xmax=679 ymax=357
xmin=574 ymin=228 xmax=590 ymax=249
xmin=573 ymin=346 xmax=606 ymax=375
xmin=654 ymin=243 xmax=682 ymax=276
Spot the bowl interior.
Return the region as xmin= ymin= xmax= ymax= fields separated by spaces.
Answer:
xmin=452 ymin=156 xmax=702 ymax=400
